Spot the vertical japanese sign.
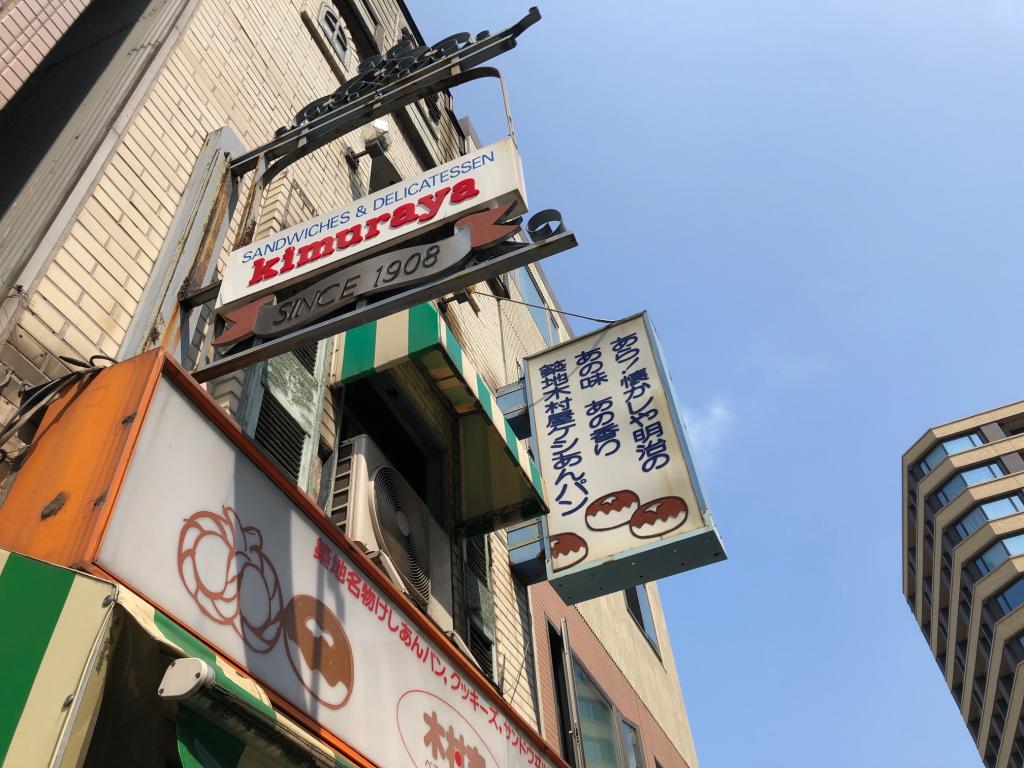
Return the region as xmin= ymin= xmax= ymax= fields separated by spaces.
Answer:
xmin=524 ymin=313 xmax=725 ymax=604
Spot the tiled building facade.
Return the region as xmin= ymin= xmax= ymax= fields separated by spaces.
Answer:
xmin=903 ymin=402 xmax=1024 ymax=767
xmin=0 ymin=1 xmax=700 ymax=765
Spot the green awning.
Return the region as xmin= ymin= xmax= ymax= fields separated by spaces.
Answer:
xmin=0 ymin=551 xmax=355 ymax=768
xmin=116 ymin=590 xmax=356 ymax=768
xmin=0 ymin=549 xmax=116 ymax=768
xmin=332 ymin=302 xmax=547 ymax=534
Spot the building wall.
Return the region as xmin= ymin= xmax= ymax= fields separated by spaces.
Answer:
xmin=902 ymin=402 xmax=1024 ymax=767
xmin=531 ymin=581 xmax=696 ymax=768
xmin=0 ymin=0 xmax=459 ymax=424
xmin=575 ymin=585 xmax=699 ymax=767
xmin=1 ymin=0 xmax=701 ymax=763
xmin=0 ymin=0 xmax=93 ymax=107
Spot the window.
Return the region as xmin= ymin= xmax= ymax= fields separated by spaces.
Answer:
xmin=318 ymin=2 xmax=349 ymax=60
xmin=952 ymin=495 xmax=1024 ymax=542
xmin=548 ymin=626 xmax=577 ymax=767
xmin=918 ymin=432 xmax=984 ymax=476
xmin=573 ymin=662 xmax=621 ymax=768
xmin=513 ymin=267 xmax=558 ymax=346
xmin=620 ymin=721 xmax=645 ymax=768
xmin=995 ymin=577 xmax=1024 ymax=615
xmin=250 ymin=341 xmax=327 ymax=491
xmin=361 ymin=0 xmax=379 ymax=27
xmin=624 ymin=585 xmax=660 ymax=654
xmin=465 ymin=535 xmax=496 ymax=680
xmin=936 ymin=462 xmax=1005 ymax=506
xmin=975 ymin=534 xmax=1024 ymax=576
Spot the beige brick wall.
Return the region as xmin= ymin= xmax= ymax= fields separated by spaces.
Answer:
xmin=1 ymin=0 xmax=695 ymax=757
xmin=0 ymin=0 xmax=458 ymax=411
xmin=0 ymin=0 xmax=93 ymax=107
xmin=490 ymin=528 xmax=540 ymax=729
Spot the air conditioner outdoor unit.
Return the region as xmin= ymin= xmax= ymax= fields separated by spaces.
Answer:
xmin=330 ymin=434 xmax=455 ymax=635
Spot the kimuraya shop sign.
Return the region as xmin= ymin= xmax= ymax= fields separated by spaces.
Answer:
xmin=523 ymin=313 xmax=727 ymax=605
xmin=0 ymin=351 xmax=566 ymax=768
xmin=217 ymin=137 xmax=526 ymax=311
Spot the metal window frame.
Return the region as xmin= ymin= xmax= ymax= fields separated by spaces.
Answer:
xmin=567 ymin=649 xmax=630 ymax=768
xmin=619 ymin=716 xmax=646 ymax=768
xmin=623 ymin=584 xmax=662 ymax=660
xmin=318 ymin=2 xmax=351 ymax=61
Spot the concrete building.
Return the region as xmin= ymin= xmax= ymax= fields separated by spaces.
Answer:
xmin=903 ymin=402 xmax=1024 ymax=768
xmin=0 ymin=1 xmax=701 ymax=766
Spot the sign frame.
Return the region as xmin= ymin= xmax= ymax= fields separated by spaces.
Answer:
xmin=522 ymin=312 xmax=726 ymax=605
xmin=217 ymin=138 xmax=528 ymax=311
xmin=193 ymin=225 xmax=576 ymax=383
xmin=0 ymin=350 xmax=570 ymax=768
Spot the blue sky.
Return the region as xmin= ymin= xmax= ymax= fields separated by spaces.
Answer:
xmin=414 ymin=3 xmax=1024 ymax=765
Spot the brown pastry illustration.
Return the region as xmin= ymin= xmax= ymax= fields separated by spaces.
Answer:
xmin=178 ymin=507 xmax=245 ymax=630
xmin=281 ymin=595 xmax=354 ymax=709
xmin=629 ymin=496 xmax=688 ymax=539
xmin=584 ymin=490 xmax=640 ymax=531
xmin=550 ymin=532 xmax=588 ymax=571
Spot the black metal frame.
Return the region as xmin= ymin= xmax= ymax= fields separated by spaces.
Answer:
xmin=175 ymin=9 xmax=548 ymax=381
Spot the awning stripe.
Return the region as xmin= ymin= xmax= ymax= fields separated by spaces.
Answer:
xmin=0 ymin=551 xmax=115 ymax=768
xmin=340 ymin=319 xmax=376 ymax=381
xmin=116 ymin=589 xmax=351 ymax=766
xmin=333 ymin=303 xmax=545 ymax=501
xmin=152 ymin=608 xmax=275 ymax=720
xmin=0 ymin=551 xmax=75 ymax=764
xmin=176 ymin=705 xmax=246 ymax=768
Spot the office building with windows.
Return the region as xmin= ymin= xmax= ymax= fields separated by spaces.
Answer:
xmin=903 ymin=402 xmax=1024 ymax=767
xmin=0 ymin=1 xmax=702 ymax=766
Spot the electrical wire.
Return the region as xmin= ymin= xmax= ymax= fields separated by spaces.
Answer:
xmin=477 ymin=292 xmax=615 ymax=326
xmin=0 ymin=355 xmax=116 ymax=462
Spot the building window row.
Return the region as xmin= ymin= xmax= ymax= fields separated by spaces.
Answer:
xmin=950 ymin=495 xmax=1024 ymax=544
xmin=975 ymin=533 xmax=1024 ymax=576
xmin=936 ymin=462 xmax=1005 ymax=507
xmin=995 ymin=577 xmax=1024 ymax=616
xmin=549 ymin=624 xmax=667 ymax=768
xmin=918 ymin=431 xmax=985 ymax=477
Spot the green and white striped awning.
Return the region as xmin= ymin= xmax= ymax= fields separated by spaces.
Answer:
xmin=116 ymin=589 xmax=356 ymax=768
xmin=333 ymin=302 xmax=546 ymax=534
xmin=0 ymin=549 xmax=115 ymax=768
xmin=0 ymin=549 xmax=356 ymax=768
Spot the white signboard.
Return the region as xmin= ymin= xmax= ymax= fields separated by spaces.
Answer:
xmin=218 ymin=137 xmax=527 ymax=310
xmin=524 ymin=313 xmax=725 ymax=604
xmin=96 ymin=377 xmax=553 ymax=768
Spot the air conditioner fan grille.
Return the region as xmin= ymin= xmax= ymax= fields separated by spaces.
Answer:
xmin=373 ymin=467 xmax=431 ymax=606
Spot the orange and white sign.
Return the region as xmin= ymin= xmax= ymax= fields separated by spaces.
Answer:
xmin=93 ymin=372 xmax=553 ymax=768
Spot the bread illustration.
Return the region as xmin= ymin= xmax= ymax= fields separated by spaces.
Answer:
xmin=282 ymin=595 xmax=354 ymax=709
xmin=550 ymin=532 xmax=588 ymax=571
xmin=584 ymin=490 xmax=640 ymax=531
xmin=628 ymin=496 xmax=688 ymax=539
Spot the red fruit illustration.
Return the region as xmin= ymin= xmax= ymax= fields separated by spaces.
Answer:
xmin=584 ymin=490 xmax=640 ymax=531
xmin=550 ymin=532 xmax=588 ymax=571
xmin=628 ymin=497 xmax=688 ymax=539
